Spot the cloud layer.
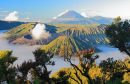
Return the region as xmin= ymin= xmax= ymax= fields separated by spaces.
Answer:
xmin=81 ymin=12 xmax=88 ymax=18
xmin=5 ymin=11 xmax=18 ymax=21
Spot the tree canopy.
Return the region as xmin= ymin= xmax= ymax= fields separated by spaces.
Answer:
xmin=105 ymin=16 xmax=130 ymax=56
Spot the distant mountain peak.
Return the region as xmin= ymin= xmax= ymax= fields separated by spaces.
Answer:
xmin=57 ymin=10 xmax=69 ymax=17
xmin=51 ymin=10 xmax=114 ymax=24
xmin=53 ymin=10 xmax=85 ymax=19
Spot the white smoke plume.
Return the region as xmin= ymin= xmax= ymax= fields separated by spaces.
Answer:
xmin=5 ymin=11 xmax=18 ymax=21
xmin=31 ymin=23 xmax=50 ymax=39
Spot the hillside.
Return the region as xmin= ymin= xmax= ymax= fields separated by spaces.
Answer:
xmin=4 ymin=23 xmax=109 ymax=45
xmin=91 ymin=16 xmax=114 ymax=24
xmin=41 ymin=36 xmax=101 ymax=54
xmin=5 ymin=23 xmax=36 ymax=40
xmin=9 ymin=33 xmax=60 ymax=45
xmin=0 ymin=20 xmax=24 ymax=30
xmin=59 ymin=24 xmax=109 ymax=44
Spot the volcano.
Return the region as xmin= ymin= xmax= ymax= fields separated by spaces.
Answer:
xmin=57 ymin=10 xmax=85 ymax=19
xmin=41 ymin=36 xmax=101 ymax=54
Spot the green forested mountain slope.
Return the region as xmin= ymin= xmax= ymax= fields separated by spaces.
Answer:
xmin=41 ymin=36 xmax=101 ymax=54
xmin=5 ymin=23 xmax=36 ymax=40
xmin=59 ymin=24 xmax=109 ymax=44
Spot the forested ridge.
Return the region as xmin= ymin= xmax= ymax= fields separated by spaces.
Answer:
xmin=41 ymin=36 xmax=101 ymax=54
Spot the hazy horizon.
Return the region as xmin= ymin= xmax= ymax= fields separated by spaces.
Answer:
xmin=0 ymin=0 xmax=130 ymax=22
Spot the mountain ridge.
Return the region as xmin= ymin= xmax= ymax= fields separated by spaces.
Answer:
xmin=57 ymin=10 xmax=85 ymax=19
xmin=51 ymin=10 xmax=114 ymax=24
xmin=41 ymin=36 xmax=101 ymax=54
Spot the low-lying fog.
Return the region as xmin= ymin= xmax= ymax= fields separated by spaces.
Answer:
xmin=0 ymin=33 xmax=128 ymax=76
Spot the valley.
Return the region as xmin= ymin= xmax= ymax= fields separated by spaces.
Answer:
xmin=0 ymin=0 xmax=130 ymax=83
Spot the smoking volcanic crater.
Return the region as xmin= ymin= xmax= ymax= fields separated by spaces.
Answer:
xmin=9 ymin=23 xmax=60 ymax=45
xmin=10 ymin=33 xmax=60 ymax=45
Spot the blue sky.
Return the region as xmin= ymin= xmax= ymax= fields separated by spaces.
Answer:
xmin=0 ymin=0 xmax=130 ymax=22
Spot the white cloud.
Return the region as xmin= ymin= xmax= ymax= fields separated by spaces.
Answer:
xmin=81 ymin=12 xmax=88 ymax=18
xmin=24 ymin=17 xmax=29 ymax=20
xmin=5 ymin=11 xmax=18 ymax=21
xmin=53 ymin=17 xmax=57 ymax=19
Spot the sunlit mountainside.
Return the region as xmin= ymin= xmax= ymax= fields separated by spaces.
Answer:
xmin=41 ymin=36 xmax=101 ymax=54
xmin=5 ymin=23 xmax=36 ymax=41
xmin=1 ymin=10 xmax=113 ymax=54
xmin=59 ymin=24 xmax=109 ymax=44
xmin=4 ymin=23 xmax=109 ymax=46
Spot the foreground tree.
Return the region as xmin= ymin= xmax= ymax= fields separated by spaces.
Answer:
xmin=99 ymin=57 xmax=130 ymax=84
xmin=59 ymin=47 xmax=99 ymax=84
xmin=105 ymin=16 xmax=130 ymax=56
xmin=32 ymin=49 xmax=55 ymax=84
xmin=17 ymin=49 xmax=55 ymax=84
xmin=17 ymin=60 xmax=34 ymax=84
xmin=0 ymin=50 xmax=18 ymax=84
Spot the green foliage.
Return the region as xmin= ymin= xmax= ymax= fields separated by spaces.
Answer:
xmin=51 ymin=70 xmax=70 ymax=84
xmin=99 ymin=57 xmax=130 ymax=84
xmin=16 ymin=49 xmax=55 ymax=84
xmin=17 ymin=60 xmax=35 ymax=83
xmin=51 ymin=64 xmax=103 ymax=84
xmin=0 ymin=50 xmax=18 ymax=83
xmin=34 ymin=78 xmax=40 ymax=84
xmin=54 ymin=48 xmax=100 ymax=84
xmin=105 ymin=16 xmax=130 ymax=56
xmin=52 ymin=56 xmax=130 ymax=84
xmin=0 ymin=49 xmax=130 ymax=84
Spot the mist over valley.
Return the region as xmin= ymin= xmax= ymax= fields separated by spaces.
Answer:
xmin=0 ymin=1 xmax=130 ymax=83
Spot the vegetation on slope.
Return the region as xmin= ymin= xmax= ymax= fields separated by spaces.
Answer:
xmin=41 ymin=36 xmax=101 ymax=54
xmin=5 ymin=23 xmax=36 ymax=40
xmin=51 ymin=57 xmax=130 ymax=84
xmin=47 ymin=23 xmax=101 ymax=33
xmin=59 ymin=24 xmax=109 ymax=44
